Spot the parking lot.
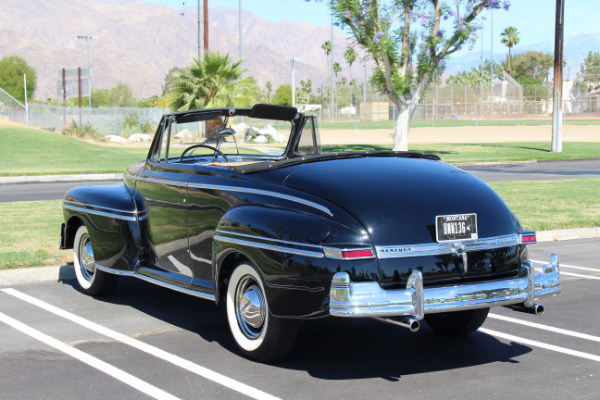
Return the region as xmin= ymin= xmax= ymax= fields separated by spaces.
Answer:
xmin=1 ymin=238 xmax=599 ymax=399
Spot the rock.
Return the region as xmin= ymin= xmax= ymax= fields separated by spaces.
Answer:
xmin=127 ymin=133 xmax=152 ymax=143
xmin=104 ymin=135 xmax=127 ymax=143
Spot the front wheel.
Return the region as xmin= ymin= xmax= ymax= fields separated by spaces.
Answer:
xmin=226 ymin=263 xmax=298 ymax=362
xmin=424 ymin=308 xmax=489 ymax=336
xmin=73 ymin=225 xmax=118 ymax=296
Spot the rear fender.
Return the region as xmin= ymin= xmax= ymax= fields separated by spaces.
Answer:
xmin=62 ymin=184 xmax=145 ymax=272
xmin=213 ymin=205 xmax=377 ymax=318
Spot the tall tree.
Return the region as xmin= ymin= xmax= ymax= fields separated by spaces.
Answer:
xmin=272 ymin=83 xmax=292 ymax=106
xmin=344 ymin=46 xmax=358 ymax=106
xmin=169 ymin=51 xmax=257 ymax=110
xmin=0 ymin=55 xmax=37 ymax=103
xmin=316 ymin=0 xmax=511 ymax=151
xmin=321 ymin=40 xmax=332 ymax=101
xmin=511 ymin=51 xmax=554 ymax=84
xmin=575 ymin=51 xmax=600 ymax=93
xmin=500 ymin=26 xmax=519 ymax=75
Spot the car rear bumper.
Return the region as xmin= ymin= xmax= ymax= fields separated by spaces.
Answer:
xmin=329 ymin=254 xmax=560 ymax=318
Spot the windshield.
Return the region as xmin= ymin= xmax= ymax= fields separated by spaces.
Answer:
xmin=169 ymin=115 xmax=294 ymax=160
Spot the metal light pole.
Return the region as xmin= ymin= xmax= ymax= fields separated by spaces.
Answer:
xmin=330 ymin=6 xmax=335 ymax=121
xmin=77 ymin=35 xmax=97 ymax=108
xmin=285 ymin=57 xmax=301 ymax=107
xmin=552 ymin=0 xmax=565 ymax=152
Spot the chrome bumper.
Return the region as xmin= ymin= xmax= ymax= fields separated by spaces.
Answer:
xmin=330 ymin=254 xmax=560 ymax=319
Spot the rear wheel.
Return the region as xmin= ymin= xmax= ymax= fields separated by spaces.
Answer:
xmin=424 ymin=308 xmax=489 ymax=336
xmin=73 ymin=225 xmax=118 ymax=296
xmin=226 ymin=263 xmax=298 ymax=362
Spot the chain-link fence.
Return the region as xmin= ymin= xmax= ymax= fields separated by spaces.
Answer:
xmin=3 ymin=77 xmax=599 ymax=134
xmin=2 ymin=102 xmax=168 ymax=136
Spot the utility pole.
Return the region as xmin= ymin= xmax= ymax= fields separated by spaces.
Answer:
xmin=239 ymin=0 xmax=243 ymax=59
xmin=552 ymin=0 xmax=565 ymax=152
xmin=197 ymin=0 xmax=203 ymax=58
xmin=204 ymin=0 xmax=209 ymax=52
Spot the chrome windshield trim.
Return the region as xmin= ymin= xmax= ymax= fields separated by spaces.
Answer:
xmin=214 ymin=234 xmax=325 ymax=259
xmin=132 ymin=175 xmax=333 ymax=216
xmin=376 ymin=234 xmax=520 ymax=259
xmin=63 ymin=201 xmax=140 ymax=222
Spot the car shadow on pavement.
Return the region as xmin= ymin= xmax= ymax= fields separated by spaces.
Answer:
xmin=60 ymin=274 xmax=532 ymax=380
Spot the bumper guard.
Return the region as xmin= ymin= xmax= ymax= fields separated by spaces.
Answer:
xmin=330 ymin=254 xmax=560 ymax=320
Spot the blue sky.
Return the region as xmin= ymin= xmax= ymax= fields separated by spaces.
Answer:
xmin=147 ymin=0 xmax=599 ymax=54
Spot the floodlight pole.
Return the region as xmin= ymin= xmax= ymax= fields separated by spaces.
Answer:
xmin=77 ymin=35 xmax=97 ymax=109
xmin=286 ymin=57 xmax=301 ymax=107
xmin=552 ymin=0 xmax=565 ymax=152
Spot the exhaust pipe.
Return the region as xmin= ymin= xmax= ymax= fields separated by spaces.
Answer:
xmin=374 ymin=316 xmax=421 ymax=332
xmin=506 ymin=303 xmax=545 ymax=315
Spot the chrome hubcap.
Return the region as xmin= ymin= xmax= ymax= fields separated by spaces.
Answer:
xmin=235 ymin=276 xmax=266 ymax=339
xmin=78 ymin=233 xmax=95 ymax=280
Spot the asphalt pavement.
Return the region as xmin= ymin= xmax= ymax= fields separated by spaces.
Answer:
xmin=1 ymin=238 xmax=598 ymax=400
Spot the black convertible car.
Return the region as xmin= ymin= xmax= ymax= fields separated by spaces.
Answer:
xmin=60 ymin=104 xmax=560 ymax=361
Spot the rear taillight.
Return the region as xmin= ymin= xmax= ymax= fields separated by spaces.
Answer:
xmin=520 ymin=231 xmax=537 ymax=244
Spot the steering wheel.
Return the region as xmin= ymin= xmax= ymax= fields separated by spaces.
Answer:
xmin=179 ymin=144 xmax=230 ymax=163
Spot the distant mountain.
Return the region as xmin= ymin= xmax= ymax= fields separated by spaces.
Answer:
xmin=2 ymin=0 xmax=596 ymax=101
xmin=444 ymin=33 xmax=600 ymax=79
xmin=0 ymin=0 xmax=362 ymax=101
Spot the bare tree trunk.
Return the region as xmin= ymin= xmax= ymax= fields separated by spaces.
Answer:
xmin=393 ymin=106 xmax=410 ymax=151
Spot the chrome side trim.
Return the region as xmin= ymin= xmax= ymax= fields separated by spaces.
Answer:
xmin=63 ymin=201 xmax=139 ymax=222
xmin=95 ymin=264 xmax=136 ymax=276
xmin=216 ymin=230 xmax=375 ymax=260
xmin=188 ymin=182 xmax=333 ymax=216
xmin=330 ymin=254 xmax=561 ymax=318
xmin=214 ymin=234 xmax=325 ymax=259
xmin=131 ymin=175 xmax=333 ymax=216
xmin=376 ymin=234 xmax=520 ymax=259
xmin=135 ymin=273 xmax=216 ymax=301
xmin=216 ymin=229 xmax=324 ymax=250
xmin=96 ymin=263 xmax=216 ymax=301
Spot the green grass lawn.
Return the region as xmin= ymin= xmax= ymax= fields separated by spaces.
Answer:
xmin=319 ymin=118 xmax=600 ymax=130
xmin=322 ymin=142 xmax=600 ymax=163
xmin=1 ymin=178 xmax=598 ymax=269
xmin=2 ymin=123 xmax=600 ymax=176
xmin=0 ymin=124 xmax=148 ymax=176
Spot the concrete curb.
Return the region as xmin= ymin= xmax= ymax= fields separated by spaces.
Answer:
xmin=1 ymin=228 xmax=598 ymax=287
xmin=0 ymin=173 xmax=123 ymax=184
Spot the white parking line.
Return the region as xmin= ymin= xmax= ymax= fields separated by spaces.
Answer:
xmin=480 ymin=328 xmax=600 ymax=363
xmin=559 ymin=272 xmax=600 ymax=280
xmin=1 ymin=288 xmax=280 ymax=400
xmin=531 ymin=260 xmax=600 ymax=272
xmin=0 ymin=311 xmax=180 ymax=400
xmin=489 ymin=313 xmax=600 ymax=343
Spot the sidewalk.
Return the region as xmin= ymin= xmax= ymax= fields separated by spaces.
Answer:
xmin=0 ymin=173 xmax=123 ymax=184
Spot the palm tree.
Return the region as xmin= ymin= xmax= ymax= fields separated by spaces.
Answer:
xmin=344 ymin=46 xmax=357 ymax=109
xmin=169 ymin=51 xmax=257 ymax=110
xmin=333 ymin=62 xmax=341 ymax=109
xmin=321 ymin=41 xmax=332 ymax=102
xmin=500 ymin=26 xmax=520 ymax=75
